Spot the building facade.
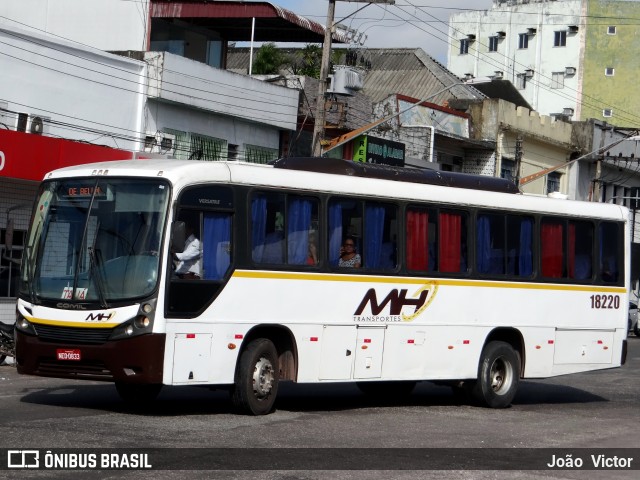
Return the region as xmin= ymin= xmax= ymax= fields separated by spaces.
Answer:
xmin=447 ymin=0 xmax=640 ymax=126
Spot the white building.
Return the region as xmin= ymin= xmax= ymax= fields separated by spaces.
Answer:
xmin=447 ymin=0 xmax=583 ymax=120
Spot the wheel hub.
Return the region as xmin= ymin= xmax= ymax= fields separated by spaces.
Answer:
xmin=252 ymin=356 xmax=274 ymax=398
xmin=490 ymin=357 xmax=508 ymax=393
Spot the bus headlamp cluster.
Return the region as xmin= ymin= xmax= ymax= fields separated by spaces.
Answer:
xmin=15 ymin=311 xmax=36 ymax=336
xmin=109 ymin=303 xmax=156 ymax=340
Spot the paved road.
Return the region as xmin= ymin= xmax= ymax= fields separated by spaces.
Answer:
xmin=1 ymin=336 xmax=639 ymax=479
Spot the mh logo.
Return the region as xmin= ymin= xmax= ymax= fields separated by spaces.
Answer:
xmin=353 ymin=283 xmax=438 ymax=322
xmin=85 ymin=312 xmax=115 ymax=322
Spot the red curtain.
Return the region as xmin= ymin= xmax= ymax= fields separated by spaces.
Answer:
xmin=407 ymin=210 xmax=428 ymax=270
xmin=440 ymin=212 xmax=461 ymax=272
xmin=567 ymin=223 xmax=576 ymax=278
xmin=541 ymin=222 xmax=563 ymax=277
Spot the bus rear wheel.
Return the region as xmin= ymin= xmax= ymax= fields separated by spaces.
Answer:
xmin=470 ymin=341 xmax=520 ymax=408
xmin=231 ymin=338 xmax=279 ymax=415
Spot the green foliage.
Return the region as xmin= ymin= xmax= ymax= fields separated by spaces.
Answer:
xmin=252 ymin=43 xmax=285 ymax=75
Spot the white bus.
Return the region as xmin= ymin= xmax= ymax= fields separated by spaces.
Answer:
xmin=14 ymin=158 xmax=629 ymax=415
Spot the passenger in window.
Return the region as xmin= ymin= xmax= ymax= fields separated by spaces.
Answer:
xmin=339 ymin=236 xmax=361 ymax=268
xmin=601 ymin=256 xmax=618 ymax=282
xmin=307 ymin=232 xmax=318 ymax=266
xmin=172 ymin=222 xmax=201 ymax=279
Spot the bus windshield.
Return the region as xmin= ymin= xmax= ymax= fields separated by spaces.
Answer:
xmin=20 ymin=178 xmax=170 ymax=304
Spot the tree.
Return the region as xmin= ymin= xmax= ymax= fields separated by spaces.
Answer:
xmin=252 ymin=43 xmax=285 ymax=75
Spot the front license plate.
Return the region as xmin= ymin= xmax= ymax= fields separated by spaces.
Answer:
xmin=56 ymin=349 xmax=81 ymax=361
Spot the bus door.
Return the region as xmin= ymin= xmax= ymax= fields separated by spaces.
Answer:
xmin=318 ymin=326 xmax=386 ymax=380
xmin=354 ymin=326 xmax=386 ymax=379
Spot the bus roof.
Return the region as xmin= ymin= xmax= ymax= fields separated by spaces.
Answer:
xmin=42 ymin=158 xmax=628 ymax=221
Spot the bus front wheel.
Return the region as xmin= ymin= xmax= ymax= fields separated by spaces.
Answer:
xmin=470 ymin=341 xmax=520 ymax=408
xmin=231 ymin=338 xmax=279 ymax=415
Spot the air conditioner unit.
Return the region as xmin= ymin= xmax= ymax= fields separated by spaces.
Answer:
xmin=527 ymin=28 xmax=537 ymax=35
xmin=327 ymin=66 xmax=364 ymax=96
xmin=568 ymin=25 xmax=579 ymax=34
xmin=493 ymin=71 xmax=504 ymax=79
xmin=496 ymin=31 xmax=506 ymax=39
xmin=565 ymin=67 xmax=577 ymax=75
xmin=525 ymin=69 xmax=534 ymax=78
xmin=29 ymin=116 xmax=49 ymax=135
xmin=159 ymin=133 xmax=175 ymax=153
xmin=562 ymin=108 xmax=574 ymax=116
xmin=467 ymin=34 xmax=476 ymax=41
xmin=144 ymin=132 xmax=175 ymax=154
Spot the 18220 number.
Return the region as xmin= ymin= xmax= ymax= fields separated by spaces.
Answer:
xmin=590 ymin=294 xmax=620 ymax=309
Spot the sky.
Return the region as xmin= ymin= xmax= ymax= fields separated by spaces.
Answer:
xmin=272 ymin=1 xmax=494 ymax=64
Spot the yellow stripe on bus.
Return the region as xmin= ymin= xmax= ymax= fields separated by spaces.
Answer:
xmin=25 ymin=316 xmax=119 ymax=328
xmin=232 ymin=270 xmax=626 ymax=293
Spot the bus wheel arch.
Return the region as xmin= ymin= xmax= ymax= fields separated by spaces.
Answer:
xmin=230 ymin=325 xmax=298 ymax=415
xmin=240 ymin=325 xmax=298 ymax=381
xmin=469 ymin=328 xmax=524 ymax=408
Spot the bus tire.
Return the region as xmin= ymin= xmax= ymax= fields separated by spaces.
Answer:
xmin=115 ymin=382 xmax=162 ymax=404
xmin=231 ymin=338 xmax=279 ymax=415
xmin=470 ymin=341 xmax=520 ymax=408
xmin=0 ymin=355 xmax=6 ymax=365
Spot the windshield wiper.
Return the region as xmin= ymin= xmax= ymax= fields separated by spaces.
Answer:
xmin=87 ymin=246 xmax=109 ymax=309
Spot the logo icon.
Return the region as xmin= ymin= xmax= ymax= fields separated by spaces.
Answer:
xmin=354 ymin=283 xmax=438 ymax=322
xmin=7 ymin=450 xmax=40 ymax=468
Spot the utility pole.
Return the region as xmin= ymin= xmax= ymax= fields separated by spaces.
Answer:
xmin=514 ymin=135 xmax=523 ymax=185
xmin=311 ymin=1 xmax=395 ymax=157
xmin=311 ymin=0 xmax=336 ymax=157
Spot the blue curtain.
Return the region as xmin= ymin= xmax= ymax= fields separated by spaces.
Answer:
xmin=251 ymin=196 xmax=267 ymax=262
xmin=477 ymin=215 xmax=491 ymax=274
xmin=364 ymin=205 xmax=385 ymax=268
xmin=202 ymin=213 xmax=231 ymax=280
xmin=287 ymin=198 xmax=312 ymax=264
xmin=328 ymin=202 xmax=343 ymax=266
xmin=519 ymin=218 xmax=533 ymax=276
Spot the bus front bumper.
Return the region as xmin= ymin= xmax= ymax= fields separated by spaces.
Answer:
xmin=15 ymin=331 xmax=165 ymax=383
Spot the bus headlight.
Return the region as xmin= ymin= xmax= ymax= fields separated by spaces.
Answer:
xmin=134 ymin=316 xmax=151 ymax=329
xmin=15 ymin=315 xmax=36 ymax=336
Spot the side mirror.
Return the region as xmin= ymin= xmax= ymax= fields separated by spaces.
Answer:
xmin=171 ymin=221 xmax=186 ymax=252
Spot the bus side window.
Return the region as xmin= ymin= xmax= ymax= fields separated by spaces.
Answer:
xmin=363 ymin=202 xmax=397 ymax=270
xmin=507 ymin=215 xmax=533 ymax=277
xmin=406 ymin=206 xmax=436 ymax=272
xmin=599 ymin=222 xmax=620 ymax=283
xmin=328 ymin=198 xmax=362 ymax=267
xmin=541 ymin=218 xmax=565 ymax=278
xmin=569 ymin=221 xmax=593 ymax=281
xmin=477 ymin=213 xmax=505 ymax=275
xmin=251 ymin=192 xmax=285 ymax=264
xmin=202 ymin=212 xmax=232 ymax=280
xmin=439 ymin=211 xmax=467 ymax=273
xmin=286 ymin=196 xmax=319 ymax=266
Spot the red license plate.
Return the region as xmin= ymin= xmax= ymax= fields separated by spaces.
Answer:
xmin=56 ymin=349 xmax=81 ymax=361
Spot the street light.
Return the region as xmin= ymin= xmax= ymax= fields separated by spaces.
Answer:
xmin=311 ymin=1 xmax=395 ymax=157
